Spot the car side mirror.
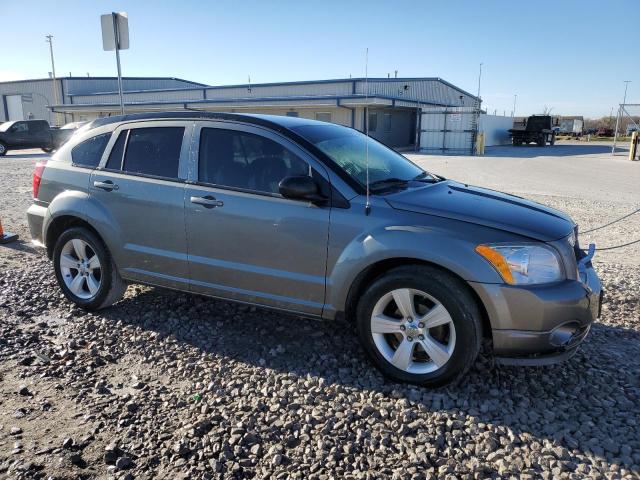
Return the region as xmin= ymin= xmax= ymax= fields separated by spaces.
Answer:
xmin=279 ymin=175 xmax=326 ymax=203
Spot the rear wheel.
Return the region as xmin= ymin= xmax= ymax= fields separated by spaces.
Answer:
xmin=0 ymin=142 xmax=7 ymax=156
xmin=356 ymin=266 xmax=482 ymax=387
xmin=53 ymin=227 xmax=126 ymax=310
xmin=537 ymin=134 xmax=546 ymax=147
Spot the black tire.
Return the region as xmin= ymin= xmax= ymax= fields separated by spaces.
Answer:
xmin=42 ymin=147 xmax=55 ymax=153
xmin=0 ymin=142 xmax=7 ymax=156
xmin=53 ymin=227 xmax=126 ymax=310
xmin=356 ymin=265 xmax=482 ymax=387
xmin=537 ymin=134 xmax=546 ymax=147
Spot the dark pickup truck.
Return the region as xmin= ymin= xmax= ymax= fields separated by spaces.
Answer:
xmin=0 ymin=120 xmax=75 ymax=156
xmin=509 ymin=115 xmax=556 ymax=147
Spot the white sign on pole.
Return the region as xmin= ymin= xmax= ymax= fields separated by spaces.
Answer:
xmin=101 ymin=12 xmax=129 ymax=51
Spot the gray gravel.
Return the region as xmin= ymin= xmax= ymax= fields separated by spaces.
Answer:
xmin=1 ymin=145 xmax=640 ymax=479
xmin=1 ymin=257 xmax=639 ymax=479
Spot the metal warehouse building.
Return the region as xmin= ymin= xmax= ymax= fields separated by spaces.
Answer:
xmin=1 ymin=75 xmax=494 ymax=152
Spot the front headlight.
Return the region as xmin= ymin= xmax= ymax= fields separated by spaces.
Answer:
xmin=475 ymin=243 xmax=563 ymax=285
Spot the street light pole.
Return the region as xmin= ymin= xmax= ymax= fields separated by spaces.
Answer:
xmin=45 ymin=35 xmax=61 ymax=125
xmin=512 ymin=94 xmax=517 ymax=117
xmin=612 ymin=80 xmax=631 ymax=155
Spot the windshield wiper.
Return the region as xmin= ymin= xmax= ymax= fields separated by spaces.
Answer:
xmin=368 ymin=178 xmax=409 ymax=191
xmin=413 ymin=171 xmax=443 ymax=182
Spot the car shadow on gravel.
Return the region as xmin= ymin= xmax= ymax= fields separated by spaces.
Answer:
xmin=98 ymin=285 xmax=640 ymax=469
xmin=0 ymin=238 xmax=40 ymax=255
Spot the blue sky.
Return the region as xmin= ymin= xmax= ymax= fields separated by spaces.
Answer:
xmin=2 ymin=0 xmax=638 ymax=117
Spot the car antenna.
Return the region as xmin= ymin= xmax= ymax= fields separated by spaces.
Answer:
xmin=364 ymin=47 xmax=371 ymax=216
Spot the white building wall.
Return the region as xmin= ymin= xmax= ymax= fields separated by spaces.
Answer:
xmin=0 ymin=79 xmax=64 ymax=125
xmin=479 ymin=115 xmax=512 ymax=146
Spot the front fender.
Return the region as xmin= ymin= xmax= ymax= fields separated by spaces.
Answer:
xmin=324 ymin=223 xmax=507 ymax=318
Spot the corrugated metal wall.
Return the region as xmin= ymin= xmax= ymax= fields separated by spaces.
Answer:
xmin=419 ymin=107 xmax=477 ymax=154
xmin=64 ymin=77 xmax=201 ymax=95
xmin=0 ymin=79 xmax=65 ymax=125
xmin=355 ymin=79 xmax=476 ymax=107
xmin=204 ymin=81 xmax=353 ymax=100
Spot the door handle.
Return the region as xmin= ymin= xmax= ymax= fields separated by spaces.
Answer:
xmin=190 ymin=195 xmax=224 ymax=208
xmin=93 ymin=180 xmax=119 ymax=191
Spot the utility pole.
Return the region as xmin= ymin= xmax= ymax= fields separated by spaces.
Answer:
xmin=45 ymin=35 xmax=60 ymax=125
xmin=512 ymin=94 xmax=517 ymax=117
xmin=612 ymin=80 xmax=631 ymax=154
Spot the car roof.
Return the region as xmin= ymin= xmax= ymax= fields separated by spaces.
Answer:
xmin=87 ymin=111 xmax=324 ymax=132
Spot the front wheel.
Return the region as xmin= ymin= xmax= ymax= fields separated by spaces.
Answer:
xmin=0 ymin=142 xmax=7 ymax=156
xmin=356 ymin=266 xmax=482 ymax=387
xmin=53 ymin=227 xmax=126 ymax=310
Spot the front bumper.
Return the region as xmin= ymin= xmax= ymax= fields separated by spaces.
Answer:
xmin=470 ymin=262 xmax=602 ymax=365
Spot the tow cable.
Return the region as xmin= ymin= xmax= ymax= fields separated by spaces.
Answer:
xmin=579 ymin=206 xmax=640 ymax=252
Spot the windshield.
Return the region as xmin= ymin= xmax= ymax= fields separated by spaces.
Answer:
xmin=292 ymin=123 xmax=427 ymax=189
xmin=0 ymin=122 xmax=14 ymax=132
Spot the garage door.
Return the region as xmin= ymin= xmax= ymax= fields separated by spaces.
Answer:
xmin=6 ymin=95 xmax=24 ymax=121
xmin=419 ymin=108 xmax=477 ymax=155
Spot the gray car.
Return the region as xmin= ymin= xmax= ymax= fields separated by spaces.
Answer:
xmin=27 ymin=112 xmax=602 ymax=386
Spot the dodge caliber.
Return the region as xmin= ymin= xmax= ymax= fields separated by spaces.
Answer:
xmin=27 ymin=112 xmax=602 ymax=386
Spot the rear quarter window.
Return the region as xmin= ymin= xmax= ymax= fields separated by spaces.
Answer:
xmin=71 ymin=133 xmax=112 ymax=168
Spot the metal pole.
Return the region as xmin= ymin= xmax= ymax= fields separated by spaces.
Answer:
xmin=512 ymin=94 xmax=517 ymax=117
xmin=45 ymin=35 xmax=60 ymax=125
xmin=612 ymin=81 xmax=631 ymax=155
xmin=477 ymin=63 xmax=483 ymax=99
xmin=112 ymin=12 xmax=125 ymax=115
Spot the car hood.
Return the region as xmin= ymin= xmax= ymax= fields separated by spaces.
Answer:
xmin=385 ymin=180 xmax=574 ymax=242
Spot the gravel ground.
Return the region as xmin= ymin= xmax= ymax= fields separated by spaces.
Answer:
xmin=1 ymin=145 xmax=639 ymax=479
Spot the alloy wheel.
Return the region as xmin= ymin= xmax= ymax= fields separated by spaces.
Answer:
xmin=59 ymin=238 xmax=102 ymax=299
xmin=370 ymin=288 xmax=456 ymax=374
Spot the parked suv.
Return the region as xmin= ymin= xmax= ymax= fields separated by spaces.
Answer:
xmin=27 ymin=112 xmax=602 ymax=386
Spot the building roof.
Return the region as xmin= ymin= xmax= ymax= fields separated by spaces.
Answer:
xmin=0 ymin=76 xmax=207 ymax=87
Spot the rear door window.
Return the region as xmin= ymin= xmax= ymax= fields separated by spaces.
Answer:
xmin=121 ymin=127 xmax=184 ymax=179
xmin=71 ymin=133 xmax=112 ymax=168
xmin=29 ymin=121 xmax=49 ymax=132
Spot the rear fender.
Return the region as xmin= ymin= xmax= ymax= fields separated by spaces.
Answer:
xmin=44 ymin=190 xmax=123 ymax=262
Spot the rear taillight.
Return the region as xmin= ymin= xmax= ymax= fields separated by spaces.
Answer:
xmin=33 ymin=161 xmax=47 ymax=199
